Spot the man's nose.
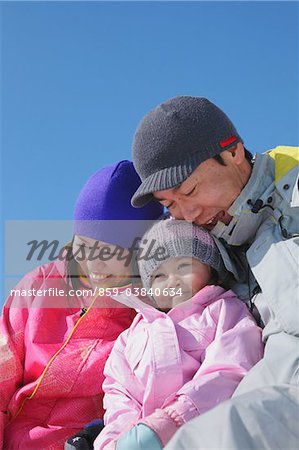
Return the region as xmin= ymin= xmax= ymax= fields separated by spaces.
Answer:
xmin=179 ymin=200 xmax=202 ymax=222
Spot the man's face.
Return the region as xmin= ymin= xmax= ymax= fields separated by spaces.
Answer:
xmin=154 ymin=144 xmax=251 ymax=230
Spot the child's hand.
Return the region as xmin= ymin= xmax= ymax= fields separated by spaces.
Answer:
xmin=139 ymin=408 xmax=180 ymax=446
xmin=116 ymin=424 xmax=162 ymax=450
xmin=116 ymin=408 xmax=180 ymax=449
xmin=65 ymin=419 xmax=104 ymax=450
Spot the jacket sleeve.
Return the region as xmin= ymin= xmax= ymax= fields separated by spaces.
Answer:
xmin=161 ymin=297 xmax=264 ymax=424
xmin=93 ymin=329 xmax=143 ymax=450
xmin=0 ymin=269 xmax=45 ymax=449
xmin=248 ymin=235 xmax=299 ymax=336
xmin=0 ymin=299 xmax=28 ymax=448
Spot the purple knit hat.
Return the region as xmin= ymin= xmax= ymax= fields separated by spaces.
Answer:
xmin=73 ymin=160 xmax=163 ymax=248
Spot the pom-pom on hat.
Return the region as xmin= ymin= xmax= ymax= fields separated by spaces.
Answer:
xmin=132 ymin=96 xmax=242 ymax=207
xmin=138 ymin=218 xmax=227 ymax=290
xmin=73 ymin=160 xmax=163 ymax=248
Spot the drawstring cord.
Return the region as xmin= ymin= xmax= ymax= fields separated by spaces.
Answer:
xmin=246 ymin=263 xmax=263 ymax=327
xmin=247 ymin=198 xmax=274 ymax=214
xmin=247 ymin=262 xmax=253 ymax=313
xmin=248 ymin=198 xmax=299 ymax=239
xmin=5 ymin=293 xmax=99 ymax=427
xmin=278 ymin=216 xmax=299 ymax=239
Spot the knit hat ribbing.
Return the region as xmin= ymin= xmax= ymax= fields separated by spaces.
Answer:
xmin=132 ymin=96 xmax=242 ymax=207
xmin=73 ymin=160 xmax=164 ymax=248
xmin=138 ymin=219 xmax=227 ymax=289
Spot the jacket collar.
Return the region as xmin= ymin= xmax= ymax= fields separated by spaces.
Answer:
xmin=113 ymin=285 xmax=227 ymax=322
xmin=229 ymin=152 xmax=275 ymax=216
xmin=212 ymin=152 xmax=275 ymax=246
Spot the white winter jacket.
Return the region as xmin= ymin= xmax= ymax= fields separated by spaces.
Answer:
xmin=212 ymin=146 xmax=299 ymax=338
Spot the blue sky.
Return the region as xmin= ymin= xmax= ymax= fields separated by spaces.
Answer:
xmin=2 ymin=0 xmax=298 ymax=220
xmin=1 ymin=1 xmax=298 ymax=299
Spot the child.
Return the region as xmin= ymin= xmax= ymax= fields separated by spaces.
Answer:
xmin=0 ymin=160 xmax=163 ymax=450
xmin=93 ymin=219 xmax=264 ymax=450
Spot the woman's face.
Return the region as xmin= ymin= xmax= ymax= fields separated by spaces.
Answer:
xmin=151 ymin=257 xmax=211 ymax=311
xmin=72 ymin=235 xmax=133 ymax=288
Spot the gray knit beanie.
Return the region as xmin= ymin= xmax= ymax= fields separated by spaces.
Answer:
xmin=132 ymin=96 xmax=242 ymax=207
xmin=138 ymin=218 xmax=227 ymax=290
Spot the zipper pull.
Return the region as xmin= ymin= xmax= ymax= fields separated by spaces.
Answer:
xmin=80 ymin=307 xmax=87 ymax=317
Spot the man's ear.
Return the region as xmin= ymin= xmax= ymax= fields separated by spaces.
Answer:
xmin=227 ymin=143 xmax=245 ymax=165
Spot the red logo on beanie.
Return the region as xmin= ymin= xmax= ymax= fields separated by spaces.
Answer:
xmin=219 ymin=136 xmax=238 ymax=148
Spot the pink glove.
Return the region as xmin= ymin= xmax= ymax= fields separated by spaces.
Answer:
xmin=138 ymin=396 xmax=199 ymax=446
xmin=138 ymin=408 xmax=182 ymax=446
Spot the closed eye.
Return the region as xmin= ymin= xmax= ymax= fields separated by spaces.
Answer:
xmin=153 ymin=272 xmax=166 ymax=280
xmin=178 ymin=263 xmax=192 ymax=270
xmin=163 ymin=201 xmax=174 ymax=209
xmin=177 ymin=263 xmax=192 ymax=275
xmin=185 ymin=185 xmax=197 ymax=196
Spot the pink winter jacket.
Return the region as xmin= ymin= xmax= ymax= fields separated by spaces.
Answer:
xmin=0 ymin=260 xmax=135 ymax=450
xmin=94 ymin=285 xmax=264 ymax=449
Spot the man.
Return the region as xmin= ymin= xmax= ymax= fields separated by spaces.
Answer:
xmin=129 ymin=96 xmax=299 ymax=449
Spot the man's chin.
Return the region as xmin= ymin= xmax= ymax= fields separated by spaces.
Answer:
xmin=197 ymin=211 xmax=233 ymax=230
xmin=193 ymin=216 xmax=217 ymax=230
xmin=200 ymin=222 xmax=215 ymax=231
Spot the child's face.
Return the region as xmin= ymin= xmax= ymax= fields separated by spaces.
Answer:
xmin=151 ymin=257 xmax=211 ymax=311
xmin=72 ymin=235 xmax=133 ymax=289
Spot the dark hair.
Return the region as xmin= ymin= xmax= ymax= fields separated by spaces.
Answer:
xmin=213 ymin=147 xmax=253 ymax=166
xmin=209 ymin=267 xmax=219 ymax=285
xmin=63 ymin=239 xmax=86 ymax=297
xmin=210 ymin=267 xmax=235 ymax=290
